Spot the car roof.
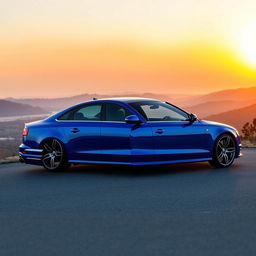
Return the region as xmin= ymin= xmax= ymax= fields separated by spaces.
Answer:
xmin=47 ymin=97 xmax=161 ymax=121
xmin=93 ymin=97 xmax=161 ymax=103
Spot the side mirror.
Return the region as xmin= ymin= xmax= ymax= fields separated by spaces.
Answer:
xmin=125 ymin=115 xmax=141 ymax=124
xmin=189 ymin=113 xmax=198 ymax=122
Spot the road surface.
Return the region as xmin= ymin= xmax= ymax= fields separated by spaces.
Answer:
xmin=0 ymin=149 xmax=256 ymax=256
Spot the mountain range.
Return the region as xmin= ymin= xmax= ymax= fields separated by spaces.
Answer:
xmin=5 ymin=92 xmax=192 ymax=111
xmin=1 ymin=86 xmax=256 ymax=132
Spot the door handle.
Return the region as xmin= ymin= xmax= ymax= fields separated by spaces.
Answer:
xmin=71 ymin=128 xmax=80 ymax=133
xmin=155 ymin=129 xmax=164 ymax=134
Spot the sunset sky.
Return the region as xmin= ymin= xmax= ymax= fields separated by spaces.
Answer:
xmin=1 ymin=0 xmax=256 ymax=98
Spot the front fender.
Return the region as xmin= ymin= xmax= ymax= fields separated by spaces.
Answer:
xmin=210 ymin=126 xmax=241 ymax=158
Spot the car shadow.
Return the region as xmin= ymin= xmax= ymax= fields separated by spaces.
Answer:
xmin=25 ymin=161 xmax=241 ymax=177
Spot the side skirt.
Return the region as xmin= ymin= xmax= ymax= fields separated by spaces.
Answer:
xmin=69 ymin=158 xmax=212 ymax=166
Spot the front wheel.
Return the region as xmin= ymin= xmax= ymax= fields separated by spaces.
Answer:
xmin=209 ymin=134 xmax=236 ymax=168
xmin=41 ymin=139 xmax=70 ymax=171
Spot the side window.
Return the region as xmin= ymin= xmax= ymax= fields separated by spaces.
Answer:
xmin=130 ymin=101 xmax=189 ymax=121
xmin=58 ymin=104 xmax=102 ymax=121
xmin=105 ymin=103 xmax=133 ymax=122
xmin=75 ymin=104 xmax=102 ymax=120
xmin=140 ymin=104 xmax=188 ymax=121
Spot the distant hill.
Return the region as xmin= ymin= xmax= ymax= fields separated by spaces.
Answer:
xmin=184 ymin=100 xmax=255 ymax=118
xmin=5 ymin=93 xmax=196 ymax=111
xmin=181 ymin=86 xmax=256 ymax=106
xmin=0 ymin=100 xmax=48 ymax=117
xmin=204 ymin=104 xmax=256 ymax=132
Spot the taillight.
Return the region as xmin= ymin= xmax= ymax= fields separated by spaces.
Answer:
xmin=22 ymin=127 xmax=29 ymax=136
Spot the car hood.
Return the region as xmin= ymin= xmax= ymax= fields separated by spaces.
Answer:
xmin=199 ymin=119 xmax=237 ymax=130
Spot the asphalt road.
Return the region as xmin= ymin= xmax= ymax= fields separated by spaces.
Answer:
xmin=0 ymin=149 xmax=256 ymax=256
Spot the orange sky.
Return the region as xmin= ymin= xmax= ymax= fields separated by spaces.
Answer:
xmin=1 ymin=0 xmax=256 ymax=98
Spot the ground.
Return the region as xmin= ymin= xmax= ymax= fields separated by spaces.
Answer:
xmin=0 ymin=149 xmax=256 ymax=256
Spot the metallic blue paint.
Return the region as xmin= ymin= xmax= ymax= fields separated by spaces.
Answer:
xmin=19 ymin=98 xmax=242 ymax=167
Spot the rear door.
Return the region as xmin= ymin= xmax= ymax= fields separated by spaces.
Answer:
xmin=57 ymin=103 xmax=103 ymax=162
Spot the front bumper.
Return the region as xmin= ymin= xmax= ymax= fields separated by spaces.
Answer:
xmin=237 ymin=143 xmax=243 ymax=158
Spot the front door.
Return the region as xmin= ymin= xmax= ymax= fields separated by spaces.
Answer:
xmin=129 ymin=100 xmax=212 ymax=163
xmin=150 ymin=121 xmax=212 ymax=162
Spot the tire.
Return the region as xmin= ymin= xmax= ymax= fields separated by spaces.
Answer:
xmin=209 ymin=133 xmax=236 ymax=168
xmin=41 ymin=139 xmax=70 ymax=171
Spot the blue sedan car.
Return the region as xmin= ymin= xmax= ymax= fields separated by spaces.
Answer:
xmin=19 ymin=98 xmax=242 ymax=171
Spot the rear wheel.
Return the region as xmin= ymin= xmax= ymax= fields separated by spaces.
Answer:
xmin=209 ymin=134 xmax=236 ymax=168
xmin=41 ymin=139 xmax=70 ymax=171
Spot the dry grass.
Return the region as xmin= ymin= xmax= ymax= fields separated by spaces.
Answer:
xmin=0 ymin=156 xmax=19 ymax=164
xmin=241 ymin=139 xmax=256 ymax=148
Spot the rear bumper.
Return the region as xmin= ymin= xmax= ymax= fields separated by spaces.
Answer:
xmin=19 ymin=144 xmax=43 ymax=165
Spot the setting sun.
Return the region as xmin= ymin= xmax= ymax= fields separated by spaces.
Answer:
xmin=240 ymin=23 xmax=256 ymax=67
